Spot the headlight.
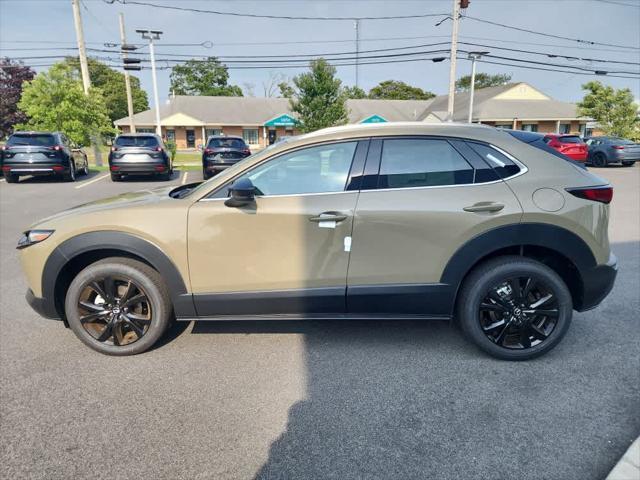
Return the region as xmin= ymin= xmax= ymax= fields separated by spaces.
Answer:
xmin=17 ymin=230 xmax=54 ymax=250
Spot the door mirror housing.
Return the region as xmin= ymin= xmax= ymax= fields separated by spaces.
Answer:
xmin=225 ymin=178 xmax=256 ymax=207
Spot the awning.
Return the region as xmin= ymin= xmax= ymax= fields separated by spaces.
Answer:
xmin=264 ymin=114 xmax=297 ymax=127
xmin=360 ymin=114 xmax=387 ymax=124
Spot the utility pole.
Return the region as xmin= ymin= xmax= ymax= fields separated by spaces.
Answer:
xmin=136 ymin=29 xmax=163 ymax=136
xmin=467 ymin=51 xmax=486 ymax=123
xmin=71 ymin=0 xmax=102 ymax=166
xmin=354 ymin=20 xmax=360 ymax=88
xmin=119 ymin=13 xmax=136 ymax=133
xmin=446 ymin=0 xmax=461 ymax=122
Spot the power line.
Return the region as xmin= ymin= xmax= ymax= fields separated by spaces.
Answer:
xmin=105 ymin=0 xmax=449 ymax=21
xmin=463 ymin=15 xmax=640 ymax=50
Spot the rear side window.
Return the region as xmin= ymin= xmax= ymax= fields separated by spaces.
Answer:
xmin=7 ymin=134 xmax=56 ymax=147
xmin=115 ymin=136 xmax=159 ymax=148
xmin=467 ymin=143 xmax=521 ymax=179
xmin=208 ymin=138 xmax=246 ymax=149
xmin=378 ymin=139 xmax=473 ymax=188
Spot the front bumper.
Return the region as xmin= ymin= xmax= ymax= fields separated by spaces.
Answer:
xmin=25 ymin=288 xmax=61 ymax=320
xmin=577 ymin=253 xmax=618 ymax=311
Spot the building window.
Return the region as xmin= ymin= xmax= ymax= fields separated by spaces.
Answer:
xmin=165 ymin=129 xmax=175 ymax=142
xmin=521 ymin=123 xmax=538 ymax=132
xmin=494 ymin=123 xmax=512 ymax=130
xmin=243 ymin=128 xmax=259 ymax=145
xmin=206 ymin=128 xmax=222 ymax=138
xmin=559 ymin=123 xmax=571 ymax=134
xmin=138 ymin=128 xmax=155 ymax=133
xmin=579 ymin=124 xmax=587 ymax=137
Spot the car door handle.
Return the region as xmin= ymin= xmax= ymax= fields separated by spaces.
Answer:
xmin=463 ymin=202 xmax=505 ymax=213
xmin=309 ymin=212 xmax=349 ymax=223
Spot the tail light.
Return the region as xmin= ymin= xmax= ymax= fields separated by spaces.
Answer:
xmin=110 ymin=165 xmax=120 ymax=171
xmin=2 ymin=166 xmax=11 ymax=171
xmin=612 ymin=145 xmax=625 ymax=150
xmin=154 ymin=165 xmax=166 ymax=172
xmin=204 ymin=148 xmax=213 ymax=155
xmin=52 ymin=165 xmax=64 ymax=172
xmin=567 ymin=186 xmax=613 ymax=204
xmin=49 ymin=145 xmax=62 ymax=151
xmin=155 ymin=146 xmax=163 ymax=152
xmin=111 ymin=146 xmax=118 ymax=152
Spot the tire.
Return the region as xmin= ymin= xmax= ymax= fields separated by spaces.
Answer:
xmin=110 ymin=173 xmax=121 ymax=182
xmin=592 ymin=153 xmax=607 ymax=168
xmin=82 ymin=157 xmax=89 ymax=175
xmin=202 ymin=168 xmax=211 ymax=180
xmin=64 ymin=161 xmax=76 ymax=182
xmin=64 ymin=257 xmax=172 ymax=355
xmin=457 ymin=256 xmax=573 ymax=361
xmin=159 ymin=171 xmax=171 ymax=181
xmin=4 ymin=173 xmax=19 ymax=183
xmin=622 ymin=162 xmax=634 ymax=167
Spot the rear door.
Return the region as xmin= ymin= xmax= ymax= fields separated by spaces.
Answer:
xmin=346 ymin=136 xmax=524 ymax=316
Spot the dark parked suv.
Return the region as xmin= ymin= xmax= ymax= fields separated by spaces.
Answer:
xmin=1 ymin=131 xmax=89 ymax=183
xmin=108 ymin=134 xmax=172 ymax=181
xmin=585 ymin=136 xmax=640 ymax=167
xmin=202 ymin=135 xmax=251 ymax=179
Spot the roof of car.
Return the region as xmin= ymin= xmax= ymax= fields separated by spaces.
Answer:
xmin=207 ymin=135 xmax=244 ymax=140
xmin=116 ymin=133 xmax=160 ymax=137
xmin=11 ymin=131 xmax=59 ymax=135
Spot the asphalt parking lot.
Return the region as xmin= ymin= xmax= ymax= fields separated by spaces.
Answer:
xmin=0 ymin=166 xmax=638 ymax=480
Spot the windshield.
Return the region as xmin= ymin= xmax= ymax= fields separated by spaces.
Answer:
xmin=7 ymin=134 xmax=56 ymax=147
xmin=207 ymin=138 xmax=246 ymax=149
xmin=115 ymin=136 xmax=159 ymax=148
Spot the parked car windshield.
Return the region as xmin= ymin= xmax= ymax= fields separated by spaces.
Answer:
xmin=207 ymin=138 xmax=246 ymax=149
xmin=7 ymin=133 xmax=56 ymax=147
xmin=115 ymin=135 xmax=159 ymax=148
xmin=505 ymin=130 xmax=587 ymax=169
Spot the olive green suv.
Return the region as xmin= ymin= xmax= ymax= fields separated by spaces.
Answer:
xmin=18 ymin=123 xmax=617 ymax=359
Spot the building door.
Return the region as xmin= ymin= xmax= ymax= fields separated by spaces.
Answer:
xmin=186 ymin=129 xmax=195 ymax=148
xmin=268 ymin=129 xmax=277 ymax=145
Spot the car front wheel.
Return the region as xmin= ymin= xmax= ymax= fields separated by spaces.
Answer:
xmin=64 ymin=257 xmax=172 ymax=355
xmin=457 ymin=256 xmax=572 ymax=360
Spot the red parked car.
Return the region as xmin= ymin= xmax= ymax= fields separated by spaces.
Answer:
xmin=542 ymin=134 xmax=588 ymax=162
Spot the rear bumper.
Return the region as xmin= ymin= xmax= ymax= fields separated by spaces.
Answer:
xmin=204 ymin=162 xmax=238 ymax=172
xmin=577 ymin=253 xmax=618 ymax=311
xmin=2 ymin=163 xmax=68 ymax=176
xmin=109 ymin=161 xmax=169 ymax=174
xmin=25 ymin=288 xmax=61 ymax=320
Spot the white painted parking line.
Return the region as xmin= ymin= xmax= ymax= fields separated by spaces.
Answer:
xmin=0 ymin=178 xmax=5 ymax=183
xmin=181 ymin=171 xmax=188 ymax=185
xmin=75 ymin=173 xmax=109 ymax=189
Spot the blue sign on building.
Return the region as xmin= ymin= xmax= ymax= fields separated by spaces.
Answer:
xmin=360 ymin=114 xmax=388 ymax=124
xmin=264 ymin=114 xmax=297 ymax=127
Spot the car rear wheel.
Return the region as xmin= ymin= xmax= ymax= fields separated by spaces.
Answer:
xmin=592 ymin=153 xmax=607 ymax=168
xmin=64 ymin=257 xmax=172 ymax=355
xmin=457 ymin=256 xmax=572 ymax=360
xmin=64 ymin=161 xmax=76 ymax=182
xmin=82 ymin=158 xmax=89 ymax=175
xmin=202 ymin=168 xmax=211 ymax=180
xmin=4 ymin=173 xmax=19 ymax=183
xmin=110 ymin=173 xmax=121 ymax=182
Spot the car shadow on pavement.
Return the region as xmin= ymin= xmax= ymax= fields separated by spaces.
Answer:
xmin=113 ymin=172 xmax=179 ymax=183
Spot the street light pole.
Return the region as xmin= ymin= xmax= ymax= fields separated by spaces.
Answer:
xmin=136 ymin=29 xmax=163 ymax=136
xmin=467 ymin=51 xmax=487 ymax=123
xmin=119 ymin=13 xmax=136 ymax=133
xmin=354 ymin=19 xmax=360 ymax=88
xmin=446 ymin=0 xmax=460 ymax=122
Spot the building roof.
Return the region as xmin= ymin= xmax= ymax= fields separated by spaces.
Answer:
xmin=420 ymin=82 xmax=584 ymax=122
xmin=114 ymin=95 xmax=434 ymax=127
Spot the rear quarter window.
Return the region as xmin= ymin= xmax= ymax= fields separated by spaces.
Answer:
xmin=467 ymin=142 xmax=521 ymax=179
xmin=7 ymin=134 xmax=56 ymax=147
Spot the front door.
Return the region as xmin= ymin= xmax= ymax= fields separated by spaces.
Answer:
xmin=186 ymin=129 xmax=195 ymax=148
xmin=187 ymin=140 xmax=367 ymax=317
xmin=268 ymin=129 xmax=277 ymax=145
xmin=346 ymin=137 xmax=523 ymax=315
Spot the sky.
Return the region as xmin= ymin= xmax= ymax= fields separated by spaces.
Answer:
xmin=1 ymin=0 xmax=639 ymax=112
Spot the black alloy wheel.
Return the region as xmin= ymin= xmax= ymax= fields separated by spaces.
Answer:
xmin=592 ymin=153 xmax=607 ymax=168
xmin=479 ymin=276 xmax=559 ymax=350
xmin=457 ymin=256 xmax=572 ymax=360
xmin=65 ymin=257 xmax=172 ymax=355
xmin=65 ymin=161 xmax=76 ymax=182
xmin=77 ymin=276 xmax=152 ymax=346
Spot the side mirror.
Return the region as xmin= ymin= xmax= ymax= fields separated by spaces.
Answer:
xmin=224 ymin=178 xmax=256 ymax=207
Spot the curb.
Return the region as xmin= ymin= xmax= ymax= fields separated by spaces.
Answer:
xmin=607 ymin=436 xmax=640 ymax=480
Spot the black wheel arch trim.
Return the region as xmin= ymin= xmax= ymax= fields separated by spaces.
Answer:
xmin=41 ymin=231 xmax=196 ymax=318
xmin=440 ymin=222 xmax=600 ymax=312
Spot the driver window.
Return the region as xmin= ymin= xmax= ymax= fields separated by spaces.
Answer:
xmin=232 ymin=141 xmax=358 ymax=197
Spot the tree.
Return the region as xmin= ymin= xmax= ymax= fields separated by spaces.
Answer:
xmin=64 ymin=57 xmax=148 ymax=123
xmin=578 ymin=81 xmax=639 ymax=138
xmin=343 ymin=85 xmax=367 ymax=99
xmin=278 ymin=81 xmax=295 ymax=99
xmin=169 ymin=57 xmax=242 ymax=96
xmin=288 ymin=59 xmax=348 ymax=133
xmin=0 ymin=58 xmax=35 ymax=139
xmin=368 ymin=80 xmax=435 ymax=100
xmin=455 ymin=73 xmax=512 ymax=92
xmin=17 ymin=63 xmax=115 ymax=146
